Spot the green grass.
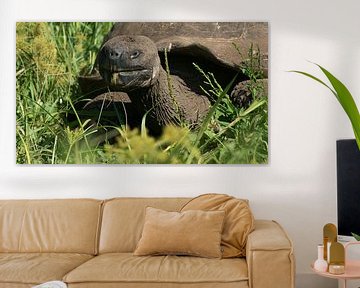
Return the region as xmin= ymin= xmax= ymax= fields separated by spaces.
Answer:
xmin=16 ymin=22 xmax=268 ymax=164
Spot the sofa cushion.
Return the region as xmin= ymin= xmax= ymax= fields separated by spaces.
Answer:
xmin=99 ymin=198 xmax=190 ymax=253
xmin=0 ymin=253 xmax=93 ymax=285
xmin=63 ymin=253 xmax=248 ymax=285
xmin=0 ymin=199 xmax=102 ymax=254
xmin=134 ymin=207 xmax=225 ymax=258
xmin=181 ymin=194 xmax=254 ymax=258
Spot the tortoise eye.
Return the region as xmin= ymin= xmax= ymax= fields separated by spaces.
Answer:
xmin=130 ymin=51 xmax=140 ymax=59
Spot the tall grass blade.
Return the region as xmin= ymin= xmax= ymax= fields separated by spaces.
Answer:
xmin=141 ymin=109 xmax=152 ymax=138
xmin=186 ymin=75 xmax=237 ymax=164
xmin=216 ymin=99 xmax=266 ymax=137
xmin=17 ymin=128 xmax=32 ymax=164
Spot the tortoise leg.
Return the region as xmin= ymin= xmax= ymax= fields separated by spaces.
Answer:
xmin=81 ymin=91 xmax=142 ymax=129
xmin=78 ymin=68 xmax=109 ymax=97
xmin=230 ymin=79 xmax=268 ymax=108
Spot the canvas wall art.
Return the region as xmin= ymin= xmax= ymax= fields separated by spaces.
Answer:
xmin=16 ymin=22 xmax=268 ymax=164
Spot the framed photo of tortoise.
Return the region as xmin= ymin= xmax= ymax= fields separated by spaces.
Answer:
xmin=16 ymin=22 xmax=268 ymax=164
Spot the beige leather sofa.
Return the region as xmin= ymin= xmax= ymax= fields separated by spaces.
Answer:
xmin=0 ymin=198 xmax=295 ymax=288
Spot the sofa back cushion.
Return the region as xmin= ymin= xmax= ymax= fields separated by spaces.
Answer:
xmin=99 ymin=198 xmax=189 ymax=253
xmin=181 ymin=194 xmax=254 ymax=258
xmin=0 ymin=199 xmax=102 ymax=254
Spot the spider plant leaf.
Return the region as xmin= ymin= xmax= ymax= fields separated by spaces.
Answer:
xmin=351 ymin=232 xmax=360 ymax=241
xmin=290 ymin=70 xmax=336 ymax=97
xmin=291 ymin=65 xmax=360 ymax=150
xmin=316 ymin=64 xmax=360 ymax=150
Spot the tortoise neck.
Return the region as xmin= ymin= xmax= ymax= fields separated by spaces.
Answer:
xmin=128 ymin=68 xmax=182 ymax=127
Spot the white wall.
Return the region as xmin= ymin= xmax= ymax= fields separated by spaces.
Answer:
xmin=1 ymin=0 xmax=359 ymax=287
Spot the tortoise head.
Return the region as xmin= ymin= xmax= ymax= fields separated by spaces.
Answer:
xmin=98 ymin=35 xmax=160 ymax=90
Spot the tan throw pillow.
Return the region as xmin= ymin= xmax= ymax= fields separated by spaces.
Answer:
xmin=181 ymin=193 xmax=254 ymax=258
xmin=134 ymin=207 xmax=225 ymax=258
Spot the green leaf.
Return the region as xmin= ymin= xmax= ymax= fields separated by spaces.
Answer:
xmin=141 ymin=109 xmax=152 ymax=139
xmin=351 ymin=232 xmax=360 ymax=241
xmin=317 ymin=65 xmax=360 ymax=145
xmin=291 ymin=64 xmax=360 ymax=150
xmin=240 ymin=99 xmax=267 ymax=117
xmin=289 ymin=70 xmax=336 ymax=97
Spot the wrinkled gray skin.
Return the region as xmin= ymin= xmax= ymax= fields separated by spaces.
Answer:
xmin=97 ymin=35 xmax=210 ymax=132
xmin=98 ymin=36 xmax=160 ymax=91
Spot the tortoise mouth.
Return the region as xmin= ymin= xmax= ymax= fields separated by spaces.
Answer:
xmin=115 ymin=68 xmax=149 ymax=76
xmin=103 ymin=66 xmax=149 ymax=75
xmin=100 ymin=67 xmax=153 ymax=89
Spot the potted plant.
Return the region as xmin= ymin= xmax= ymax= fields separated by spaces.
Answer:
xmin=292 ymin=64 xmax=360 ymax=241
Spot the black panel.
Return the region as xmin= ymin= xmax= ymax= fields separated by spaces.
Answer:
xmin=337 ymin=139 xmax=360 ymax=236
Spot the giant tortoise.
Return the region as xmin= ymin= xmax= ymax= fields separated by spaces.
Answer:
xmin=79 ymin=22 xmax=268 ymax=134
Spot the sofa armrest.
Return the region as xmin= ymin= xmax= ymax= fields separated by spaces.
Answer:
xmin=246 ymin=220 xmax=295 ymax=288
